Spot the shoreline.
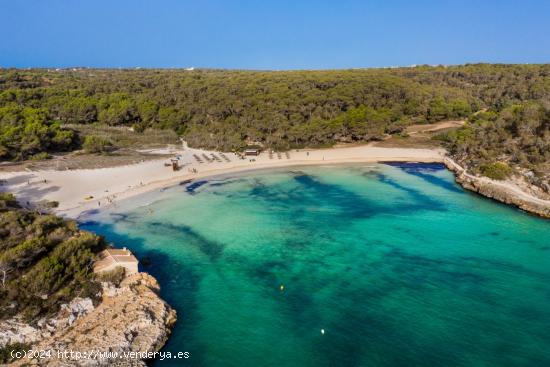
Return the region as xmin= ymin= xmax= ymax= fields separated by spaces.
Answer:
xmin=72 ymin=156 xmax=447 ymax=219
xmin=0 ymin=145 xmax=445 ymax=218
xmin=1 ymin=145 xmax=549 ymax=219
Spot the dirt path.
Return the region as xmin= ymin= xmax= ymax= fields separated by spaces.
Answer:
xmin=406 ymin=120 xmax=465 ymax=134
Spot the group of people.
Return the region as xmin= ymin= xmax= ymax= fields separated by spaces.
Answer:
xmin=99 ymin=193 xmax=118 ymax=208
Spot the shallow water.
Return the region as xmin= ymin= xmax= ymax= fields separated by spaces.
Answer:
xmin=81 ymin=163 xmax=550 ymax=367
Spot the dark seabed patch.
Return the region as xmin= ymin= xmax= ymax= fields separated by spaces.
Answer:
xmin=146 ymin=221 xmax=225 ymax=261
xmin=384 ymin=162 xmax=464 ymax=193
xmin=185 ymin=180 xmax=209 ymax=194
xmin=383 ymin=162 xmax=446 ymax=172
xmin=366 ymin=171 xmax=447 ymax=212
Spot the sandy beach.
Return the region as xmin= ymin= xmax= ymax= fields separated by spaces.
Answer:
xmin=0 ymin=145 xmax=445 ymax=218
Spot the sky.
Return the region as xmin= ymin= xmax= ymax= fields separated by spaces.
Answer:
xmin=1 ymin=0 xmax=550 ymax=70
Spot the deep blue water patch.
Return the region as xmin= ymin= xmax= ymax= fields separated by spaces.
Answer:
xmin=185 ymin=180 xmax=209 ymax=194
xmin=384 ymin=162 xmax=464 ymax=193
xmin=383 ymin=162 xmax=446 ymax=171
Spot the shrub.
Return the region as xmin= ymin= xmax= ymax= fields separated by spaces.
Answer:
xmin=82 ymin=135 xmax=114 ymax=153
xmin=431 ymin=132 xmax=450 ymax=142
xmin=96 ymin=266 xmax=126 ymax=286
xmin=0 ymin=193 xmax=19 ymax=212
xmin=481 ymin=162 xmax=513 ymax=180
xmin=132 ymin=122 xmax=147 ymax=133
xmin=41 ymin=200 xmax=59 ymax=209
xmin=29 ymin=152 xmax=51 ymax=161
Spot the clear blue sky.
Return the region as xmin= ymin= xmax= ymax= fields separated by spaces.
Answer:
xmin=2 ymin=0 xmax=550 ymax=69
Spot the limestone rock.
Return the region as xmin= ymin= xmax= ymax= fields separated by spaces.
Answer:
xmin=3 ymin=273 xmax=176 ymax=366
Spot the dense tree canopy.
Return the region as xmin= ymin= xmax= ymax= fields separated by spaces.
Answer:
xmin=0 ymin=106 xmax=77 ymax=160
xmin=0 ymin=64 xmax=549 ymax=182
xmin=0 ymin=66 xmax=485 ymax=152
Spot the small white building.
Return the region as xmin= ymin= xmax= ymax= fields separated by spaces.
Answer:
xmin=94 ymin=248 xmax=139 ymax=275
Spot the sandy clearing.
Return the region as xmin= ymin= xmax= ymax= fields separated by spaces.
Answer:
xmin=406 ymin=120 xmax=465 ymax=134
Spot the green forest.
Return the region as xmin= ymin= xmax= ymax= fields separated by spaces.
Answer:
xmin=0 ymin=64 xmax=549 ymax=181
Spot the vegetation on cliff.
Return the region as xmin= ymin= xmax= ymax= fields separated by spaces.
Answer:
xmin=0 ymin=193 xmax=105 ymax=321
xmin=438 ymin=101 xmax=550 ymax=187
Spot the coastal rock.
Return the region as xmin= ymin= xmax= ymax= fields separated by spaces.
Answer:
xmin=0 ymin=299 xmax=95 ymax=347
xmin=5 ymin=273 xmax=176 ymax=366
xmin=0 ymin=318 xmax=43 ymax=346
xmin=58 ymin=298 xmax=95 ymax=327
xmin=444 ymin=158 xmax=550 ymax=219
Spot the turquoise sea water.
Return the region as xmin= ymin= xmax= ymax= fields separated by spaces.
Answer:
xmin=81 ymin=163 xmax=550 ymax=367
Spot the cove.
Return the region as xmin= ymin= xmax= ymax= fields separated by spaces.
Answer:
xmin=81 ymin=163 xmax=550 ymax=367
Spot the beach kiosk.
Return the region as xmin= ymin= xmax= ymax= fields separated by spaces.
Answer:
xmin=171 ymin=159 xmax=179 ymax=171
xmin=244 ymin=148 xmax=260 ymax=156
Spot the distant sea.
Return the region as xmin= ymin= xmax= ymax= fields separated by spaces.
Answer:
xmin=82 ymin=163 xmax=550 ymax=367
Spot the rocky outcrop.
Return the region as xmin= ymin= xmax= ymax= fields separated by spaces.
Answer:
xmin=0 ymin=298 xmax=96 ymax=348
xmin=444 ymin=157 xmax=550 ymax=219
xmin=3 ymin=273 xmax=176 ymax=366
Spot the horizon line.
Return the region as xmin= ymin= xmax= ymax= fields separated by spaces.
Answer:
xmin=1 ymin=62 xmax=548 ymax=73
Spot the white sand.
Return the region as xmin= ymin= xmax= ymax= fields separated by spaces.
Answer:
xmin=0 ymin=145 xmax=445 ymax=218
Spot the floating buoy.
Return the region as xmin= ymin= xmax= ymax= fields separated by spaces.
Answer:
xmin=280 ymin=284 xmax=284 ymax=292
xmin=321 ymin=329 xmax=325 ymax=335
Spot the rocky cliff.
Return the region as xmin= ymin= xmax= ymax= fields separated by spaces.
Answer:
xmin=2 ymin=273 xmax=176 ymax=366
xmin=444 ymin=158 xmax=550 ymax=219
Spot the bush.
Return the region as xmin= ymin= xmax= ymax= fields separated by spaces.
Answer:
xmin=43 ymin=200 xmax=59 ymax=209
xmin=96 ymin=266 xmax=126 ymax=286
xmin=481 ymin=162 xmax=513 ymax=180
xmin=431 ymin=132 xmax=451 ymax=142
xmin=82 ymin=135 xmax=114 ymax=153
xmin=30 ymin=152 xmax=51 ymax=161
xmin=132 ymin=122 xmax=147 ymax=133
xmin=0 ymin=193 xmax=18 ymax=210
